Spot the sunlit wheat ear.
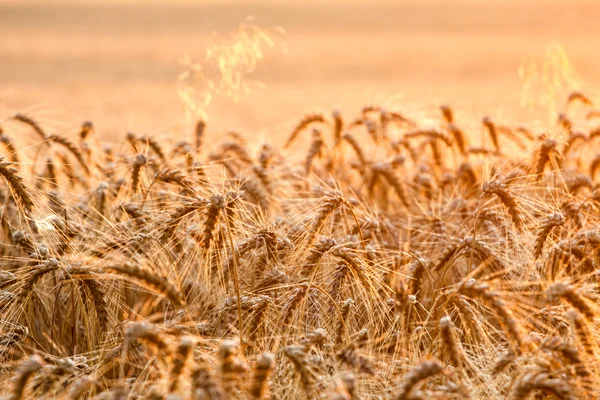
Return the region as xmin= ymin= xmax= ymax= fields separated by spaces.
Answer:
xmin=221 ymin=140 xmax=253 ymax=165
xmin=10 ymin=355 xmax=44 ymax=400
xmin=566 ymin=309 xmax=595 ymax=356
xmin=448 ymin=123 xmax=467 ymax=156
xmin=246 ymin=297 xmax=270 ymax=341
xmin=139 ymin=135 xmax=166 ymax=163
xmin=283 ymin=345 xmax=318 ymax=399
xmin=194 ymin=119 xmax=206 ymax=152
xmin=47 ymin=134 xmax=90 ymax=175
xmin=285 ymin=113 xmax=327 ymax=148
xmin=587 ymin=110 xmax=600 ymax=119
xmin=280 ymin=284 xmax=308 ymax=329
xmin=249 ymin=353 xmax=274 ymax=399
xmin=562 ymin=131 xmax=586 ymax=156
xmin=305 ymin=128 xmax=326 ymax=177
xmin=558 ymin=112 xmax=573 ymax=135
xmin=332 ymin=110 xmax=344 ymax=145
xmin=219 ymin=340 xmax=248 ymax=393
xmin=404 ymin=128 xmax=453 ymax=147
xmin=372 ymin=162 xmax=410 ymax=207
xmin=79 ymin=120 xmax=93 ymax=141
xmin=130 ymin=153 xmax=147 ymax=193
xmin=0 ymin=130 xmax=19 ymax=164
xmin=534 ymin=138 xmax=558 ymax=176
xmin=567 ymin=91 xmax=593 ymax=107
xmin=125 ymin=322 xmax=169 ymax=354
xmin=509 ymin=368 xmax=577 ymax=400
xmin=542 ymin=336 xmax=590 ymax=380
xmin=191 ymin=363 xmax=226 ymax=399
xmin=337 ymin=343 xmax=375 ymax=375
xmin=590 ymin=154 xmax=600 ymax=180
xmin=306 ymin=194 xmax=345 ymax=247
xmin=18 ymin=261 xmax=60 ymax=303
xmin=342 ymin=132 xmax=368 ymax=166
xmin=394 ymin=359 xmax=443 ymax=400
xmin=302 ymin=236 xmax=336 ymax=277
xmin=67 ymin=376 xmax=97 ymax=400
xmin=533 ymin=212 xmax=565 ymax=260
xmin=482 ymin=116 xmax=500 ymax=153
xmin=491 ymin=350 xmax=516 ymax=375
xmin=66 ymin=267 xmax=109 ymax=332
xmin=459 ymin=279 xmax=523 ymax=353
xmin=336 ymin=298 xmax=354 ymax=345
xmin=13 ymin=113 xmax=47 ymax=140
xmin=441 ymin=104 xmax=454 ymax=123
xmin=0 ymin=157 xmax=34 ymax=216
xmin=567 ymin=174 xmax=593 ymax=195
xmin=106 ymin=263 xmax=185 ymax=307
xmin=482 ymin=179 xmax=522 ymax=231
xmin=202 ymin=193 xmax=225 ymax=249
xmin=169 ymin=337 xmax=194 ymax=392
xmin=547 ymin=282 xmax=595 ymax=321
xmin=439 ymin=316 xmax=463 ymax=369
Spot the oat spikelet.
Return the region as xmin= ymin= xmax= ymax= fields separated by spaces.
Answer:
xmin=394 ymin=359 xmax=443 ymax=400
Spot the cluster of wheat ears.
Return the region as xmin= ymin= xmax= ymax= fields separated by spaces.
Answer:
xmin=0 ymin=92 xmax=600 ymax=399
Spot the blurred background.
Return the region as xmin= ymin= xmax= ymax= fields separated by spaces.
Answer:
xmin=1 ymin=0 xmax=599 ymax=143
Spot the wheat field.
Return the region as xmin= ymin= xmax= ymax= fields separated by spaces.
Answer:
xmin=3 ymin=1 xmax=600 ymax=399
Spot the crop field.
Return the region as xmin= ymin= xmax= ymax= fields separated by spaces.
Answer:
xmin=2 ymin=0 xmax=600 ymax=399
